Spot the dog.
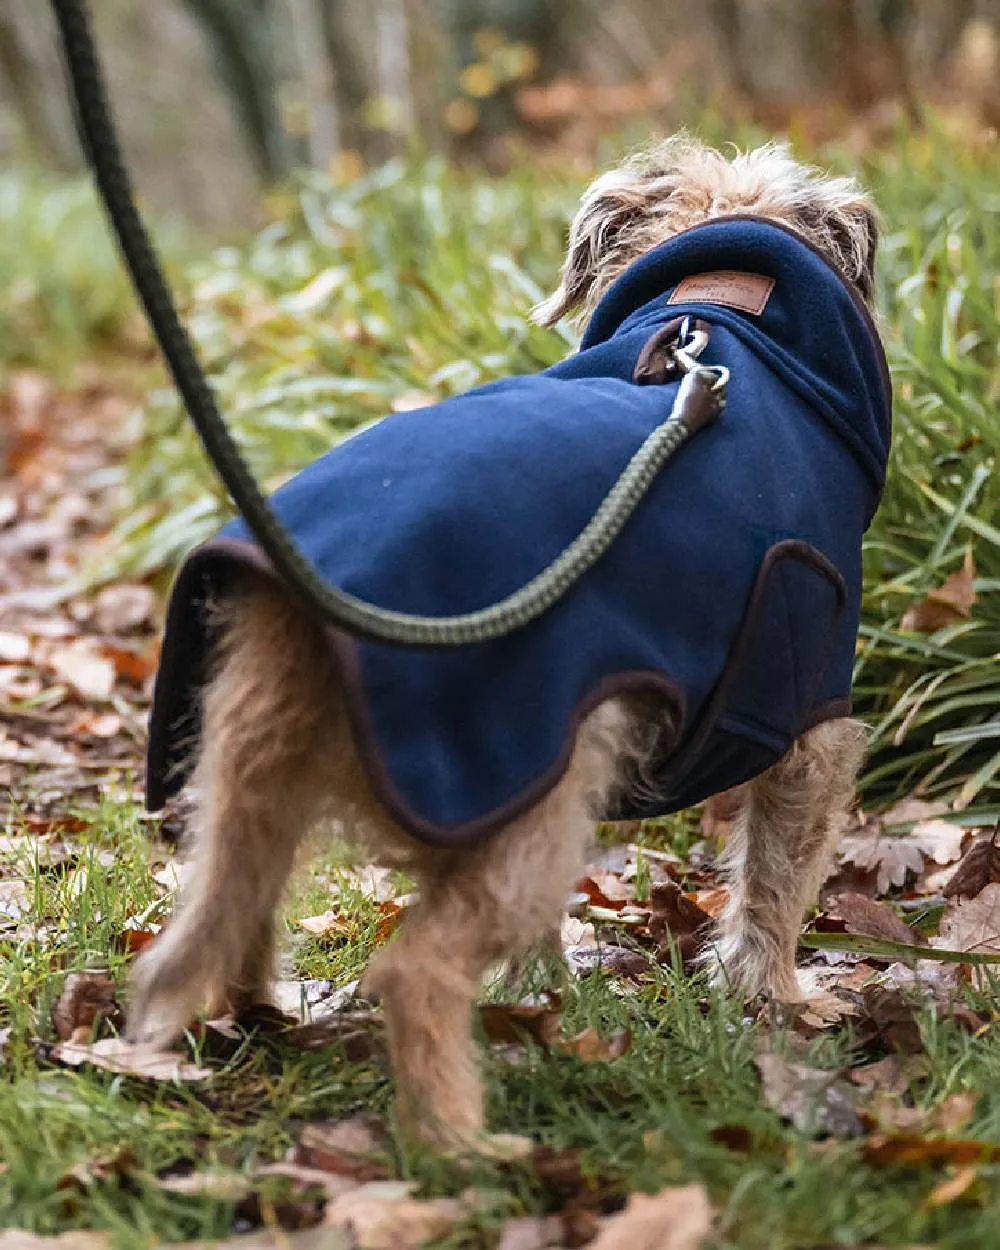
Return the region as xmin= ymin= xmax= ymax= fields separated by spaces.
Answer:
xmin=129 ymin=136 xmax=891 ymax=1151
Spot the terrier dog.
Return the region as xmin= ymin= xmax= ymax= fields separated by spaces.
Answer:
xmin=130 ymin=137 xmax=891 ymax=1150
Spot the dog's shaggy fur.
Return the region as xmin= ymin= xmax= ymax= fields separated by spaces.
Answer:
xmin=129 ymin=136 xmax=879 ymax=1150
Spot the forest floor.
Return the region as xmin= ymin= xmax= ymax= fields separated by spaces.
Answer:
xmin=2 ymin=367 xmax=1000 ymax=1250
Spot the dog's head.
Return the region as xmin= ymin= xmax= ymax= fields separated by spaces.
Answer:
xmin=533 ymin=136 xmax=879 ymax=329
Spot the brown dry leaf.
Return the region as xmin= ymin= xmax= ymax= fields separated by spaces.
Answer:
xmin=827 ymin=893 xmax=920 ymax=945
xmin=647 ymin=882 xmax=713 ymax=967
xmin=374 ymin=899 xmax=403 ymax=944
xmin=927 ymin=1166 xmax=978 ymax=1206
xmin=864 ymin=1133 xmax=999 ymax=1168
xmin=46 ymin=1037 xmax=212 ymax=1082
xmin=321 ymin=1180 xmax=469 ymax=1250
xmin=848 ymin=1056 xmax=911 ymax=1097
xmin=839 ymin=830 xmax=927 ymax=894
xmin=45 ymin=641 xmax=115 ymax=701
xmin=481 ymin=1001 xmax=563 ymax=1048
xmin=933 ymin=883 xmax=1000 ymax=984
xmin=859 ymin=986 xmax=925 ymax=1054
xmin=100 ymin=641 xmax=158 ymax=685
xmin=293 ymin=1115 xmax=390 ymax=1182
xmin=253 ymin=1160 xmax=357 ymax=1201
xmin=290 ymin=1009 xmax=383 ymax=1058
xmin=792 ymin=991 xmax=861 ymax=1032
xmin=51 ymin=971 xmax=121 ymax=1041
xmin=297 ymin=909 xmax=354 ymax=938
xmin=496 ymin=1215 xmax=564 ymax=1250
xmin=577 ymin=871 xmax=632 ymax=910
xmin=693 ymin=886 xmax=729 ymax=918
xmin=755 ymin=1051 xmax=863 ymax=1137
xmin=943 ymin=825 xmax=1000 ymax=899
xmin=92 ymin=584 xmax=156 ymax=634
xmin=901 ymin=549 xmax=977 ymax=633
xmin=554 ymin=1026 xmax=632 ymax=1063
xmin=153 ymin=1169 xmax=253 ymax=1200
xmin=908 ymin=819 xmax=967 ymax=867
xmin=587 ymin=1183 xmax=712 ymax=1250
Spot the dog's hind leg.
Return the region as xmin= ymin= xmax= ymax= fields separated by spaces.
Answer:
xmin=363 ymin=699 xmax=632 ymax=1150
xmin=128 ymin=577 xmax=337 ymax=1043
xmin=708 ymin=717 xmax=865 ymax=1001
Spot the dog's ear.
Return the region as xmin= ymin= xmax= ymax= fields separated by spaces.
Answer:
xmin=797 ymin=190 xmax=880 ymax=308
xmin=532 ymin=170 xmax=655 ymax=327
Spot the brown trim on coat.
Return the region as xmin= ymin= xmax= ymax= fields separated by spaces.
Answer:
xmin=654 ymin=538 xmax=848 ymax=799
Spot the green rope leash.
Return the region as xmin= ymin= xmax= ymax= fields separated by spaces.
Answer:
xmin=50 ymin=0 xmax=727 ymax=647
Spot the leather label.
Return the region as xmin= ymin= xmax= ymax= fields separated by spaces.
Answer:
xmin=667 ymin=270 xmax=775 ymax=315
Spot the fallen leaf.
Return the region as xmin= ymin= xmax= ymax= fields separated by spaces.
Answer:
xmin=848 ymin=1056 xmax=911 ymax=1097
xmin=927 ymin=1165 xmax=978 ymax=1206
xmin=864 ymin=1133 xmax=999 ymax=1168
xmin=298 ymin=910 xmax=354 ymax=938
xmin=563 ymin=943 xmax=650 ymax=979
xmin=481 ymin=1001 xmax=563 ymax=1048
xmin=901 ymin=549 xmax=977 ymax=633
xmin=92 ymin=584 xmax=156 ymax=634
xmin=293 ymin=1116 xmax=390 ymax=1182
xmin=755 ymin=1051 xmax=863 ymax=1136
xmin=51 ymin=971 xmax=121 ymax=1041
xmin=858 ymin=986 xmax=925 ymax=1054
xmin=647 ymin=882 xmax=713 ymax=967
xmin=577 ymin=871 xmax=633 ymax=910
xmin=554 ymin=1026 xmax=632 ymax=1062
xmin=826 ymin=893 xmax=920 ymax=946
xmin=791 ymin=990 xmax=861 ymax=1032
xmin=45 ymin=1037 xmax=212 ymax=1082
xmin=153 ymin=1169 xmax=253 ymax=1200
xmin=943 ymin=824 xmax=1000 ymax=899
xmin=46 ymin=641 xmax=115 ymax=701
xmin=496 ymin=1215 xmax=564 ymax=1250
xmin=908 ymin=819 xmax=967 ymax=867
xmin=839 ymin=831 xmax=927 ymax=894
xmin=100 ymin=641 xmax=158 ymax=684
xmin=0 ymin=632 xmax=30 ymax=662
xmin=587 ymin=1183 xmax=712 ymax=1250
xmin=933 ymin=882 xmax=1000 ymax=984
xmin=321 ymin=1180 xmax=469 ymax=1249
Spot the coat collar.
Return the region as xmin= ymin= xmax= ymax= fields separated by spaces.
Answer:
xmin=579 ymin=216 xmax=892 ymax=492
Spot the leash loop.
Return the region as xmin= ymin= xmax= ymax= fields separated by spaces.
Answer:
xmin=50 ymin=0 xmax=726 ymax=647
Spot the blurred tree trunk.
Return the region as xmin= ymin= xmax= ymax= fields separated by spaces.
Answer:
xmin=285 ymin=0 xmax=340 ymax=166
xmin=375 ymin=0 xmax=414 ymax=150
xmin=179 ymin=0 xmax=290 ymax=180
xmin=320 ymin=2 xmax=374 ymax=155
xmin=0 ymin=7 xmax=78 ymax=168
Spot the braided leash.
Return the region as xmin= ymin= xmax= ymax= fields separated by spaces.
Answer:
xmin=50 ymin=0 xmax=728 ymax=647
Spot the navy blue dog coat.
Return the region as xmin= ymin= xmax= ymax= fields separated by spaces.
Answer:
xmin=146 ymin=217 xmax=891 ymax=845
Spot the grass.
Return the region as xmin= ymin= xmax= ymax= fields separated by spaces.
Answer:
xmin=3 ymin=116 xmax=1000 ymax=1246
xmin=0 ymin=166 xmax=191 ymax=384
xmin=4 ymin=802 xmax=1000 ymax=1246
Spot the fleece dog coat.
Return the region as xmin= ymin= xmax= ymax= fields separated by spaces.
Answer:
xmin=146 ymin=217 xmax=892 ymax=845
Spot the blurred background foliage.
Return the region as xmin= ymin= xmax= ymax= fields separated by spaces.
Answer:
xmin=0 ymin=0 xmax=998 ymax=810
